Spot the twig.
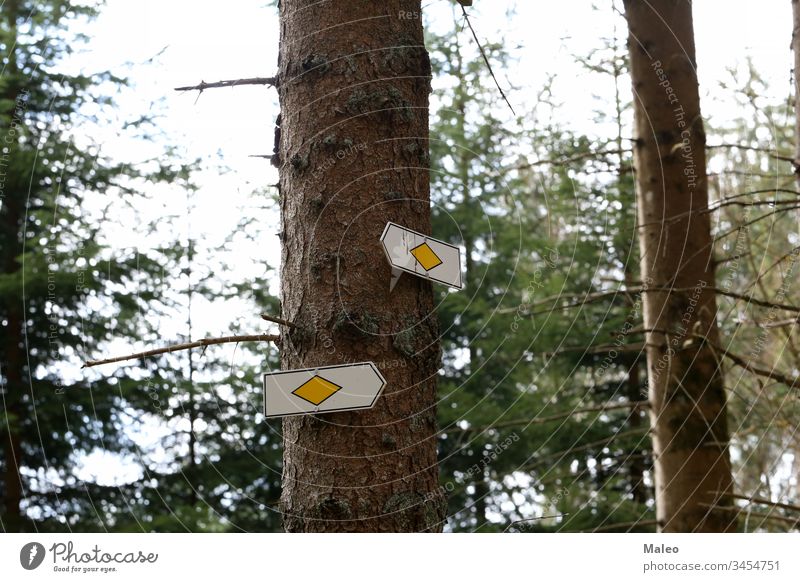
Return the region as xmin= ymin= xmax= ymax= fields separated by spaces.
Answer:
xmin=712 ymin=492 xmax=800 ymax=513
xmin=707 ymin=142 xmax=795 ymax=163
xmin=752 ymin=316 xmax=800 ymax=329
xmin=174 ymin=77 xmax=278 ymax=92
xmin=504 ymin=514 xmax=568 ymax=532
xmin=504 ymin=285 xmax=800 ymax=317
xmin=260 ymin=313 xmax=298 ymax=329
xmin=444 ymin=401 xmax=649 ymax=435
xmin=514 ymin=148 xmax=630 ymax=171
xmin=459 ymin=5 xmax=515 ymax=115
xmin=575 ymin=519 xmax=660 ymax=533
xmin=698 ymin=504 xmax=800 ymax=527
xmin=82 ymin=334 xmax=279 ymax=368
xmin=518 ymin=428 xmax=650 ymax=472
xmin=708 ymin=341 xmax=799 ymax=389
xmin=543 ymin=343 xmax=646 ymax=357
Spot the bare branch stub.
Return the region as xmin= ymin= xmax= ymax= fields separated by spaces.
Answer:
xmin=260 ymin=313 xmax=298 ymax=329
xmin=174 ymin=76 xmax=278 ymax=93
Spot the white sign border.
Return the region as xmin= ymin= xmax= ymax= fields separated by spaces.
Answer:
xmin=379 ymin=221 xmax=464 ymax=289
xmin=262 ymin=361 xmax=387 ymax=419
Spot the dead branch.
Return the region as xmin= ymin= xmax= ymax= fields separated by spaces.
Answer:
xmin=459 ymin=5 xmax=515 ymax=116
xmin=713 ymin=492 xmax=800 ymax=513
xmin=444 ymin=401 xmax=649 ymax=435
xmin=752 ymin=316 xmax=800 ymax=329
xmin=514 ymin=148 xmax=630 ymax=171
xmin=504 ymin=285 xmax=800 ymax=318
xmin=708 ymin=340 xmax=799 ymax=389
xmin=543 ymin=343 xmax=646 ymax=357
xmin=698 ymin=504 xmax=800 ymax=527
xmin=707 ymin=143 xmax=795 ymax=163
xmin=174 ymin=77 xmax=278 ymax=92
xmin=575 ymin=519 xmax=660 ymax=533
xmin=260 ymin=313 xmax=298 ymax=329
xmin=519 ymin=427 xmax=651 ymax=473
xmin=82 ymin=333 xmax=279 ymax=368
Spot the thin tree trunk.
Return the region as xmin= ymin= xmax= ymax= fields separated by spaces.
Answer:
xmin=1 ymin=0 xmax=24 ymax=533
xmin=626 ymin=358 xmax=648 ymax=505
xmin=793 ymin=0 xmax=800 ymax=187
xmin=277 ymin=1 xmax=445 ymax=532
xmin=623 ymin=0 xmax=735 ymax=532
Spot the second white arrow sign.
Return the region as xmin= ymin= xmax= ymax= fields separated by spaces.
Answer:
xmin=263 ymin=362 xmax=387 ymax=418
xmin=380 ymin=222 xmax=464 ymax=289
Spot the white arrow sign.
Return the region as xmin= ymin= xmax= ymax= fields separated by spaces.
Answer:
xmin=380 ymin=222 xmax=463 ymax=290
xmin=263 ymin=362 xmax=387 ymax=418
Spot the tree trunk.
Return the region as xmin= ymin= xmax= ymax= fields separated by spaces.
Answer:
xmin=625 ymin=358 xmax=648 ymax=505
xmin=1 ymin=0 xmax=25 ymax=533
xmin=623 ymin=0 xmax=735 ymax=532
xmin=277 ymin=1 xmax=445 ymax=532
xmin=793 ymin=0 xmax=800 ymax=187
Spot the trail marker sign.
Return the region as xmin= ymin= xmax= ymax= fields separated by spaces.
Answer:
xmin=263 ymin=362 xmax=387 ymax=418
xmin=380 ymin=222 xmax=463 ymax=290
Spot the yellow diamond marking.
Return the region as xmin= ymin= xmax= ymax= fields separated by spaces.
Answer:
xmin=410 ymin=242 xmax=443 ymax=271
xmin=292 ymin=375 xmax=342 ymax=406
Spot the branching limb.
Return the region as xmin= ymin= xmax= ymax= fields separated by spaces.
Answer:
xmin=82 ymin=334 xmax=279 ymax=368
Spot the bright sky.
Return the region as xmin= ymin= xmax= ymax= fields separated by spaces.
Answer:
xmin=64 ymin=0 xmax=794 ymax=484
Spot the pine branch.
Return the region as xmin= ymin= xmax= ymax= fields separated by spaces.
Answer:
xmin=459 ymin=4 xmax=515 ymax=115
xmin=174 ymin=77 xmax=278 ymax=92
xmin=82 ymin=334 xmax=279 ymax=368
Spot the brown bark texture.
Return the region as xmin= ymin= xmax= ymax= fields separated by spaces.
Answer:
xmin=623 ymin=0 xmax=735 ymax=532
xmin=276 ymin=0 xmax=445 ymax=532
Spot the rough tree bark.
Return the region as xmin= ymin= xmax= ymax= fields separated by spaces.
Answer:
xmin=276 ymin=1 xmax=446 ymax=532
xmin=623 ymin=0 xmax=735 ymax=532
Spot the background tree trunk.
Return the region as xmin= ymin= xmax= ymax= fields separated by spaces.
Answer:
xmin=793 ymin=0 xmax=800 ymax=187
xmin=1 ymin=0 xmax=25 ymax=532
xmin=277 ymin=1 xmax=446 ymax=532
xmin=623 ymin=0 xmax=735 ymax=532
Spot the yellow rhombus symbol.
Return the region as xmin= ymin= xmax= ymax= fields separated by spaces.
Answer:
xmin=292 ymin=375 xmax=342 ymax=406
xmin=410 ymin=242 xmax=443 ymax=271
